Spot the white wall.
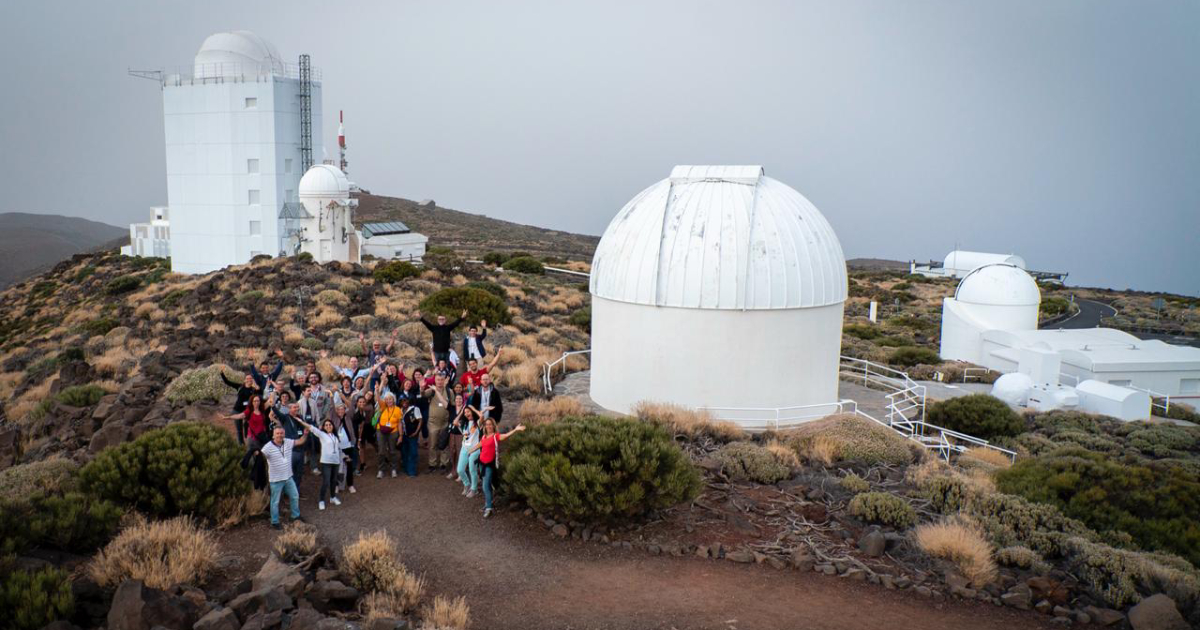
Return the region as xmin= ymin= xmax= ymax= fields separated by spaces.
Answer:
xmin=589 ymin=296 xmax=844 ymax=418
xmin=163 ymin=77 xmax=322 ymax=274
xmin=940 ymin=298 xmax=1038 ymax=365
xmin=297 ymin=197 xmax=357 ymax=264
xmin=362 ymin=234 xmax=428 ymax=261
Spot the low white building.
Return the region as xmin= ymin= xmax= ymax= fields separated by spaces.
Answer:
xmin=121 ymin=206 xmax=171 ymax=258
xmin=289 ymin=164 xmax=360 ymax=264
xmin=912 ymin=250 xmax=1027 ymax=279
xmin=941 ymin=263 xmax=1200 ymax=403
xmin=589 ymin=165 xmax=847 ymax=428
xmin=360 ymin=221 xmax=428 ymax=261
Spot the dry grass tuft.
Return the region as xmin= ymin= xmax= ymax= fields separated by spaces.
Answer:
xmin=960 ymin=446 xmax=1013 ymax=469
xmin=764 ymin=440 xmax=800 ymax=469
xmin=914 ymin=518 xmax=997 ymax=586
xmin=207 ymin=322 xmax=228 ymax=335
xmin=311 ymin=308 xmax=346 ymax=329
xmin=518 ymin=397 xmax=584 ymax=426
xmin=421 ymin=594 xmax=470 ymax=630
xmin=283 ymin=326 xmax=306 ymax=345
xmin=633 ymin=401 xmax=747 ymax=443
xmin=493 ymin=361 xmax=543 ymax=396
xmin=274 ymin=521 xmax=318 ymax=561
xmin=346 ymin=531 xmax=426 ymax=618
xmin=780 ymin=414 xmax=913 ymax=466
xmin=215 ymin=489 xmax=269 ymax=529
xmin=90 ymin=516 xmax=218 ymax=589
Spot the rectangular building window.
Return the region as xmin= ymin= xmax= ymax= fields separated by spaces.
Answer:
xmin=245 ymin=97 xmax=257 ymax=109
xmin=1182 ymin=379 xmax=1200 ymax=395
xmin=249 ymin=221 xmax=262 ymax=236
xmin=1107 ymin=379 xmax=1132 ymax=387
xmin=248 ymin=189 xmax=260 ymax=204
xmin=285 ymin=159 xmax=293 ymax=174
xmin=247 ymin=158 xmax=259 ymax=173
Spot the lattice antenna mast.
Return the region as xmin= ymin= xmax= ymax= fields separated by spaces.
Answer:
xmin=299 ymin=54 xmax=313 ymax=172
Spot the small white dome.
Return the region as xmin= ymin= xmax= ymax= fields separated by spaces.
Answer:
xmin=991 ymin=372 xmax=1034 ymax=406
xmin=590 ymin=166 xmax=847 ymax=310
xmin=299 ymin=165 xmax=350 ymax=198
xmin=955 ymin=263 xmax=1040 ymax=307
xmin=194 ymin=31 xmax=285 ymax=78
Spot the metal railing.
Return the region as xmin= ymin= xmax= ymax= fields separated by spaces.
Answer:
xmin=697 ymin=401 xmax=857 ymax=432
xmin=151 ymin=61 xmax=323 ymax=86
xmin=962 ymin=367 xmax=991 ymax=383
xmin=542 ymin=350 xmax=592 ymax=394
xmin=1129 ymin=385 xmax=1171 ymax=416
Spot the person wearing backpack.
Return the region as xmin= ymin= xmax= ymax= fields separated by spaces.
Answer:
xmin=399 ymin=396 xmax=424 ymax=477
xmin=375 ymin=391 xmax=402 ymax=478
xmin=467 ymin=417 xmax=525 ymax=518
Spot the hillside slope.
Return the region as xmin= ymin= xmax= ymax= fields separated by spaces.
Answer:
xmin=356 ymin=193 xmax=599 ymax=261
xmin=0 ymin=213 xmax=127 ymax=288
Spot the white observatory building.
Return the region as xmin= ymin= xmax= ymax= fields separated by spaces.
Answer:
xmin=131 ymin=31 xmax=325 ymax=274
xmin=589 ymin=166 xmax=847 ymax=425
xmin=289 ymin=164 xmax=360 ymax=264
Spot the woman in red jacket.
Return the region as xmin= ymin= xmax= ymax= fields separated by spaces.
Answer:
xmin=467 ymin=417 xmax=525 ymax=518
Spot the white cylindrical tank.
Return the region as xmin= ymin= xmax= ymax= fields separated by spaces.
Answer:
xmin=589 ymin=165 xmax=847 ymax=422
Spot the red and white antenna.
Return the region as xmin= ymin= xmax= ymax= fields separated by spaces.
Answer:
xmin=337 ymin=110 xmax=348 ymax=175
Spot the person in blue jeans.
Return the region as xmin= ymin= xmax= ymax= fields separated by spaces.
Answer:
xmin=400 ymin=397 xmax=424 ymax=477
xmin=258 ymin=426 xmax=308 ymax=529
xmin=455 ymin=401 xmax=481 ymax=496
xmin=467 ymin=418 xmax=525 ymax=518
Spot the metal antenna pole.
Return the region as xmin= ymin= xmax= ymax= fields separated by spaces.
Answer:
xmin=299 ymin=54 xmax=313 ymax=172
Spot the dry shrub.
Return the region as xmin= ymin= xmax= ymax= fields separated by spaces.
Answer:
xmin=781 ymin=414 xmax=913 ymax=466
xmin=207 ymin=322 xmax=228 ymax=335
xmin=396 ymin=322 xmax=428 ymax=347
xmin=134 ymin=303 xmax=163 ymax=320
xmin=215 ymin=489 xmax=268 ymax=529
xmin=345 ymin=531 xmax=426 ymax=618
xmin=94 ymin=379 xmax=122 ymax=394
xmin=421 ymin=594 xmax=470 ymax=630
xmin=518 ymin=397 xmax=584 ymax=426
xmin=10 ymin=379 xmax=53 ymax=423
xmin=364 ymin=571 xmax=426 ymax=619
xmin=914 ymin=518 xmax=997 ymax=586
xmin=633 ymin=401 xmax=746 ymax=443
xmin=311 ymin=308 xmax=346 ymax=329
xmin=960 ymin=446 xmax=1013 ymax=469
xmin=350 ymin=314 xmax=376 ymax=329
xmin=89 ymin=516 xmax=218 ymax=589
xmin=493 ymin=361 xmax=543 ymax=396
xmin=908 ymin=459 xmax=995 ymax=513
xmin=764 ymin=440 xmax=800 ymax=469
xmin=93 ymin=345 xmax=136 ymax=377
xmin=495 ymin=346 xmax=528 ymax=367
xmin=283 ymin=326 xmax=306 ymax=345
xmin=564 ymin=352 xmax=589 ymax=371
xmin=535 ymin=298 xmax=569 ymax=314
xmin=274 ymin=521 xmax=318 ymax=561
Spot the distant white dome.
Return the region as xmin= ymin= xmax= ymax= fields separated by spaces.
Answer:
xmin=943 ymin=250 xmax=1026 ymax=272
xmin=955 ymin=263 xmax=1041 ymax=307
xmin=299 ymin=164 xmax=350 ymax=198
xmin=590 ymin=165 xmax=847 ymax=310
xmin=194 ymin=31 xmax=285 ymax=78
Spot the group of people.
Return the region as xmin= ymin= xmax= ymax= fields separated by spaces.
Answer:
xmin=221 ymin=311 xmax=525 ymax=529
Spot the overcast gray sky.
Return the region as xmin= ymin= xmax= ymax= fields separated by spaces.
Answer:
xmin=2 ymin=1 xmax=1196 ymax=295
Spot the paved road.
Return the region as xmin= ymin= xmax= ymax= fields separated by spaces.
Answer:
xmin=1045 ymin=298 xmax=1116 ymax=330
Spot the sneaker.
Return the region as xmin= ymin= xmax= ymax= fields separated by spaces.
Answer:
xmin=376 ymin=471 xmax=383 ymax=479
xmin=391 ymin=470 xmax=397 ymax=478
xmin=331 ymin=497 xmax=342 ymax=506
xmin=349 ymin=486 xmax=357 ymax=494
xmin=446 ymin=472 xmax=457 ymax=480
xmin=318 ymin=501 xmax=326 ymax=511
xmin=466 ymin=490 xmax=477 ymax=498
xmin=313 ymin=468 xmax=320 ymax=475
xmin=461 ymin=487 xmax=468 ymax=496
xmin=483 ymin=508 xmax=493 ymax=518
xmin=270 ymin=522 xmax=282 ymax=530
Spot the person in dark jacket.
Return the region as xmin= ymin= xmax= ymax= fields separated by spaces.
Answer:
xmin=249 ymin=350 xmax=285 ymax=391
xmin=461 ymin=319 xmax=489 ymax=364
xmin=220 ymin=371 xmax=260 ymax=445
xmin=468 ymin=372 xmax=503 ymax=425
xmin=417 ymin=309 xmax=467 ymax=364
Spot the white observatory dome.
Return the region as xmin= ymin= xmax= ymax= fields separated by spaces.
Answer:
xmin=194 ymin=31 xmax=285 ymax=78
xmin=299 ymin=164 xmax=350 ymax=199
xmin=955 ymin=264 xmax=1040 ymax=307
xmin=590 ymin=165 xmax=847 ymax=310
xmin=589 ymin=165 xmax=847 ymax=426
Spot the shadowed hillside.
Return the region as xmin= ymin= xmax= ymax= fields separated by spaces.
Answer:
xmin=0 ymin=213 xmax=127 ymax=288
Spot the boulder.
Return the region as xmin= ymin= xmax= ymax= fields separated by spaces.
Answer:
xmin=0 ymin=425 xmax=23 ymax=467
xmin=725 ymin=549 xmax=755 ymax=563
xmin=304 ymin=580 xmax=358 ymax=611
xmin=1027 ymin=576 xmax=1070 ymax=606
xmin=108 ymin=579 xmax=200 ymax=630
xmin=1082 ymin=606 xmax=1125 ymax=627
xmin=227 ymin=586 xmax=293 ymax=622
xmin=240 ymin=610 xmax=283 ymax=630
xmin=364 ymin=618 xmax=407 ymax=630
xmin=252 ymin=556 xmax=306 ymax=600
xmin=857 ymin=530 xmax=886 ymax=558
xmin=1128 ymin=594 xmax=1189 ymax=630
xmin=194 ymin=607 xmax=239 ymax=630
xmin=89 ymin=421 xmax=131 ymax=454
xmin=551 ymin=524 xmax=568 ymax=538
xmin=1000 ymin=584 xmax=1032 ymax=610
xmin=284 ymin=609 xmax=326 ymax=630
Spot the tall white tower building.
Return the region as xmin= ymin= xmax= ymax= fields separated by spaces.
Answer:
xmin=145 ymin=31 xmax=324 ymax=274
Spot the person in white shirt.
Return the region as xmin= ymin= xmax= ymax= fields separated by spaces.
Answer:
xmin=258 ymin=426 xmax=309 ymax=529
xmin=298 ymin=417 xmax=345 ymax=511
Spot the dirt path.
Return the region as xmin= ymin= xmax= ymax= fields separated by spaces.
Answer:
xmin=268 ymin=447 xmax=1056 ymax=630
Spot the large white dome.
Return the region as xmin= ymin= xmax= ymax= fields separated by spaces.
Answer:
xmin=955 ymin=263 xmax=1041 ymax=306
xmin=299 ymin=164 xmax=350 ymax=199
xmin=590 ymin=165 xmax=847 ymax=310
xmin=193 ymin=31 xmax=285 ymax=78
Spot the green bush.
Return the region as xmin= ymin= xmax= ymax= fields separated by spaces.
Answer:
xmin=0 ymin=566 xmax=74 ymax=630
xmin=840 ymin=472 xmax=869 ymax=493
xmin=80 ymin=422 xmax=249 ymax=519
xmin=482 ymin=252 xmax=511 ymax=266
xmin=926 ymin=394 xmax=1024 ymax=439
xmin=568 ymin=306 xmax=591 ymax=332
xmin=1062 ymin=537 xmax=1200 ymax=610
xmin=296 ymin=252 xmax=314 ymax=263
xmin=59 ymin=347 xmax=85 ymax=363
xmin=422 ymin=251 xmax=464 ymax=274
xmin=1040 ymin=296 xmax=1071 ymax=318
xmin=887 ymin=346 xmax=940 ymax=367
xmin=1125 ymin=424 xmax=1198 ymax=458
xmin=966 ymin=492 xmax=1095 ymax=558
xmin=104 ymin=275 xmax=142 ymax=295
xmin=55 ymin=384 xmax=105 ymax=408
xmin=503 ymin=415 xmax=701 ymax=524
xmin=74 ymin=265 xmax=96 ymax=282
xmin=32 ymin=281 xmax=57 ymax=299
xmin=163 ymin=364 xmax=231 ymax=405
xmin=995 ymin=546 xmax=1050 ymax=573
xmin=843 ymin=324 xmax=881 ymax=340
xmin=24 ymin=357 xmax=58 ymax=380
xmin=373 ymin=260 xmax=419 ymax=284
xmin=714 ymin=442 xmax=790 ymax=484
xmin=0 ymin=460 xmax=78 ymax=503
xmin=300 ymin=337 xmax=324 ymax=351
xmin=502 ymin=256 xmax=545 ymax=275
xmin=237 ymin=290 xmax=265 ymax=302
xmin=418 ymin=287 xmax=512 ymax=327
xmin=0 ymin=491 xmax=123 ymax=553
xmin=783 ymin=415 xmax=913 ymax=466
xmin=918 ymin=474 xmax=972 ymax=514
xmin=82 ymin=316 xmax=120 ymax=337
xmin=996 ymin=448 xmax=1200 ymax=566
xmin=335 ymin=339 xmax=362 ymax=357
xmin=426 ymin=246 xmax=456 ymax=256
xmin=466 ymin=280 xmax=507 ymax=299
xmin=848 ymin=492 xmax=916 ymax=529
xmin=891 ymin=281 xmax=913 ymax=291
